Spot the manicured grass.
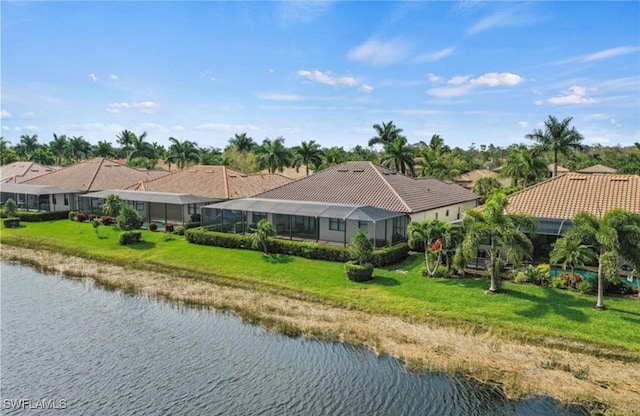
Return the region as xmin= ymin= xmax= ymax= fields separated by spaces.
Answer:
xmin=2 ymin=220 xmax=639 ymax=357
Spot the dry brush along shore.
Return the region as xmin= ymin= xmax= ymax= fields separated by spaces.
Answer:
xmin=1 ymin=244 xmax=639 ymax=416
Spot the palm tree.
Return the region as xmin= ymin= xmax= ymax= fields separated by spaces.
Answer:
xmin=500 ymin=145 xmax=547 ymax=187
xmin=127 ymin=131 xmax=155 ymax=161
xmin=65 ymin=136 xmax=92 ymax=163
xmin=292 ymin=140 xmax=323 ymax=175
xmin=349 ymin=145 xmax=376 ymax=161
xmin=550 ymin=237 xmax=595 ymax=276
xmin=49 ymin=134 xmax=68 ymax=165
xmin=0 ymin=137 xmax=17 ymax=165
xmin=562 ymin=209 xmax=640 ymax=310
xmin=380 ymin=137 xmax=415 ymax=176
xmin=92 ymin=141 xmax=117 ymax=159
xmin=462 ymin=193 xmax=538 ymax=293
xmin=321 ymin=146 xmax=347 ymax=168
xmin=228 ymin=133 xmax=256 ymax=153
xmin=526 ymin=115 xmax=584 ymax=177
xmin=166 ymin=137 xmax=199 ymax=170
xmin=14 ymin=134 xmax=40 ymax=160
xmin=368 ymin=121 xmax=403 ymax=147
xmin=29 ymin=147 xmax=55 ymax=165
xmin=101 ymin=194 xmax=124 ymax=217
xmin=408 ymin=219 xmax=462 ymax=276
xmin=250 ymin=219 xmax=276 ymax=255
xmin=473 ymin=177 xmax=503 ymax=204
xmin=257 ymin=137 xmax=291 ymax=174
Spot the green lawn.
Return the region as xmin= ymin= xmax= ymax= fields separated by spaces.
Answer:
xmin=2 ymin=220 xmax=639 ymax=357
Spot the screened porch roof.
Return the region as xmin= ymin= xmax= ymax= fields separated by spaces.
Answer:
xmin=79 ymin=189 xmax=218 ymax=205
xmin=517 ymin=217 xmax=573 ymax=236
xmin=203 ymin=198 xmax=405 ymax=222
xmin=0 ymin=183 xmax=81 ymax=195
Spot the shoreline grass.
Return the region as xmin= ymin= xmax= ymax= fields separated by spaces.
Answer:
xmin=2 ymin=221 xmax=640 ymax=414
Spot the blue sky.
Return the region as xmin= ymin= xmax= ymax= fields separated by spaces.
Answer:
xmin=1 ymin=1 xmax=639 ymax=151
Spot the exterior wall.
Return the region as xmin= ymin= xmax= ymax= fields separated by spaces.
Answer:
xmin=50 ymin=193 xmax=75 ymax=211
xmin=409 ymin=200 xmax=478 ymax=223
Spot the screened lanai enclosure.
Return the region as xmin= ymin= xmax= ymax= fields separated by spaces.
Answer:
xmin=78 ymin=190 xmax=218 ymax=226
xmin=0 ymin=183 xmax=80 ymax=212
xmin=201 ymin=198 xmax=409 ymax=247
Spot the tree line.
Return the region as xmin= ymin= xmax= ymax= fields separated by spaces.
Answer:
xmin=1 ymin=116 xmax=638 ymax=183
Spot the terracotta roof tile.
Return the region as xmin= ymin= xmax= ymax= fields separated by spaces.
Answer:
xmin=23 ymin=158 xmax=167 ymax=192
xmin=128 ymin=165 xmax=293 ymax=199
xmin=256 ymin=161 xmax=479 ymax=214
xmin=577 ymin=164 xmax=617 ymax=174
xmin=454 ymin=169 xmax=511 ymax=190
xmin=506 ymin=173 xmax=640 ymax=219
xmin=0 ymin=162 xmax=62 ymax=183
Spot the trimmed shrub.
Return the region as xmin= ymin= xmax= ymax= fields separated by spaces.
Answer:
xmin=76 ymin=212 xmax=88 ymax=222
xmin=421 ymin=265 xmax=451 ymax=278
xmin=370 ymin=243 xmax=410 ymax=267
xmin=174 ymin=226 xmax=186 ymax=236
xmin=116 ymin=204 xmax=143 ymax=231
xmin=184 ymin=222 xmax=201 ymax=230
xmin=8 ymin=210 xmax=71 ymax=222
xmin=578 ymin=279 xmax=596 ymax=294
xmin=69 ymin=211 xmax=78 ymax=221
xmin=118 ymin=231 xmax=142 ymax=245
xmin=3 ymin=198 xmax=17 ymax=218
xmin=165 ymin=223 xmax=175 ymax=233
xmin=88 ymin=214 xmax=96 ymax=221
xmin=3 ymin=217 xmax=21 ymax=228
xmin=149 ymin=223 xmax=158 ymax=232
xmin=100 ymin=216 xmax=113 ymax=226
xmin=345 ymin=261 xmax=374 ymax=282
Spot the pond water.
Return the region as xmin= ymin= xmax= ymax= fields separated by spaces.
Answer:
xmin=0 ymin=262 xmax=589 ymax=415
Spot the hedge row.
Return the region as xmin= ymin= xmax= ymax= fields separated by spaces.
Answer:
xmin=185 ymin=228 xmax=409 ymax=266
xmin=0 ymin=210 xmax=71 ymax=222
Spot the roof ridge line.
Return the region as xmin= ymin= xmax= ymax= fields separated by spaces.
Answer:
xmin=223 ymin=166 xmax=230 ymax=199
xmin=85 ymin=157 xmax=105 ymax=192
xmin=370 ymin=162 xmax=412 ymax=212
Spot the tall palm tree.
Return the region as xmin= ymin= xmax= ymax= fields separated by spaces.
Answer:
xmin=550 ymin=237 xmax=596 ymax=276
xmin=321 ymin=146 xmax=347 ymax=169
xmin=473 ymin=177 xmax=503 ymax=204
xmin=101 ymin=194 xmax=123 ymax=217
xmin=258 ymin=137 xmax=291 ymax=174
xmin=368 ymin=121 xmax=404 ymax=147
xmin=166 ymin=137 xmax=199 ymax=170
xmin=65 ymin=136 xmax=92 ymax=163
xmin=292 ymin=140 xmax=323 ymax=175
xmin=29 ymin=147 xmax=55 ymax=165
xmin=14 ymin=134 xmax=40 ymax=160
xmin=91 ymin=141 xmax=117 ymax=159
xmin=526 ymin=115 xmax=584 ymax=177
xmin=408 ymin=219 xmax=462 ymax=276
xmin=49 ymin=134 xmax=68 ymax=165
xmin=462 ymin=193 xmax=538 ymax=293
xmin=127 ymin=131 xmax=155 ymax=161
xmin=562 ymin=209 xmax=640 ymax=310
xmin=500 ymin=145 xmax=547 ymax=187
xmin=380 ymin=137 xmax=415 ymax=176
xmin=228 ymin=133 xmax=256 ymax=153
xmin=0 ymin=137 xmax=17 ymax=165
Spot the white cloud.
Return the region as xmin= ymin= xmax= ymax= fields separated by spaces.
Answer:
xmin=582 ymin=46 xmax=640 ymax=62
xmin=427 ymin=85 xmax=474 ymax=98
xmin=105 ymin=101 xmax=158 ymax=114
xmin=518 ymin=121 xmax=529 ymax=127
xmin=470 ymin=72 xmax=523 ymax=87
xmin=1 ymin=110 xmax=11 ymax=119
xmin=110 ymin=74 xmax=119 ymax=80
xmin=258 ymin=93 xmax=304 ymax=101
xmin=428 ymin=72 xmax=524 ymax=98
xmin=171 ymin=125 xmax=186 ymax=132
xmin=20 ymin=112 xmax=36 ymax=119
xmin=415 ymin=47 xmax=454 ymax=62
xmin=2 ymin=126 xmax=9 ymax=132
xmin=448 ymin=75 xmax=471 ymax=85
xmin=193 ymin=123 xmax=256 ymax=133
xmin=466 ymin=5 xmax=544 ymax=35
xmin=358 ymin=84 xmax=373 ymax=93
xmin=347 ymin=38 xmax=412 ymax=66
xmin=426 ymin=73 xmax=443 ymax=83
xmin=88 ymin=73 xmax=98 ymax=82
xmin=298 ymin=70 xmax=357 ymax=87
xmin=547 ymin=85 xmax=597 ymax=105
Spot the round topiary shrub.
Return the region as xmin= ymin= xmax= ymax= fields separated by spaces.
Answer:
xmin=345 ymin=261 xmax=374 ymax=282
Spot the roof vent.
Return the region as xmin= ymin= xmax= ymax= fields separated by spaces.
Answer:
xmin=569 ymin=177 xmax=587 ymax=181
xmin=337 ymin=169 xmax=349 ymax=172
xmin=610 ymin=178 xmax=628 ymax=182
xmin=352 ymin=169 xmax=364 ymax=172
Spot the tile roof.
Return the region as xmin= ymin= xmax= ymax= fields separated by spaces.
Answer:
xmin=255 ymin=161 xmax=479 ymax=214
xmin=128 ymin=165 xmax=293 ymax=199
xmin=546 ymin=164 xmax=571 ymax=173
xmin=258 ymin=165 xmax=310 ymax=180
xmin=0 ymin=162 xmax=62 ymax=183
xmin=454 ymin=169 xmax=511 ymax=190
xmin=23 ymin=158 xmax=168 ymax=192
xmin=506 ymin=173 xmax=640 ymax=219
xmin=577 ymin=164 xmax=617 ymax=174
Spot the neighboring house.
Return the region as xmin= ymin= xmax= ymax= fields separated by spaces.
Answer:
xmin=453 ymin=169 xmax=511 ymax=190
xmin=546 ymin=164 xmax=571 ymax=176
xmin=202 ymin=161 xmax=479 ymax=246
xmin=577 ymin=164 xmax=617 ymax=174
xmin=128 ymin=165 xmax=293 ymax=200
xmin=258 ymin=166 xmax=310 ymax=180
xmin=0 ymin=162 xmax=62 ymax=183
xmin=23 ymin=158 xmax=168 ymax=193
xmin=504 ymin=173 xmax=640 ymax=257
xmin=0 ymin=183 xmax=81 ymax=211
xmin=78 ymin=190 xmax=217 ymax=226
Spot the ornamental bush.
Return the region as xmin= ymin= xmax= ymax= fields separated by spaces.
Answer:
xmin=3 ymin=217 xmax=21 ymax=228
xmin=345 ymin=261 xmax=374 ymax=282
xmin=3 ymin=198 xmax=17 ymax=218
xmin=118 ymin=231 xmax=142 ymax=245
